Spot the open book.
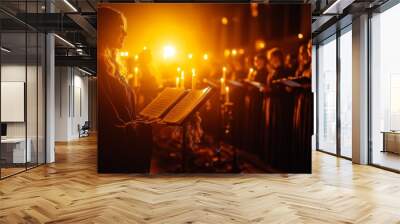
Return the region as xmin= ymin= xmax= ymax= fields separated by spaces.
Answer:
xmin=162 ymin=87 xmax=213 ymax=125
xmin=139 ymin=87 xmax=187 ymax=120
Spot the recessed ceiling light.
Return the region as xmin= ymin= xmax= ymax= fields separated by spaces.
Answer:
xmin=1 ymin=47 xmax=11 ymax=53
xmin=54 ymin=34 xmax=75 ymax=48
xmin=63 ymin=0 xmax=78 ymax=12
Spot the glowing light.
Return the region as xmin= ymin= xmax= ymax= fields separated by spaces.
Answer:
xmin=63 ymin=0 xmax=78 ymax=12
xmin=120 ymin=51 xmax=129 ymax=57
xmin=134 ymin=54 xmax=139 ymax=61
xmin=176 ymin=77 xmax=180 ymax=88
xmin=187 ymin=53 xmax=193 ymax=59
xmin=143 ymin=46 xmax=148 ymax=50
xmin=203 ymin=53 xmax=209 ymax=60
xmin=220 ymin=77 xmax=225 ymax=95
xmin=255 ymin=40 xmax=266 ymax=50
xmin=231 ymin=49 xmax=237 ymax=56
xmin=225 ymin=86 xmax=230 ymax=103
xmin=163 ymin=45 xmax=176 ymax=59
xmin=224 ymin=49 xmax=230 ymax=57
xmin=298 ymin=33 xmax=304 ymax=39
xmin=180 ymin=71 xmax=185 ymax=88
xmin=239 ymin=48 xmax=245 ymax=54
xmin=247 ymin=68 xmax=254 ymax=80
xmin=177 ymin=67 xmax=181 ymax=72
xmin=221 ymin=17 xmax=228 ymax=25
xmin=134 ymin=67 xmax=139 ymax=87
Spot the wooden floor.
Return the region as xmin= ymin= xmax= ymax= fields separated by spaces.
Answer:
xmin=1 ymin=136 xmax=400 ymax=223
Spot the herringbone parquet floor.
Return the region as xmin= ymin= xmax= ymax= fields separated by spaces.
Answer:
xmin=1 ymin=135 xmax=400 ymax=223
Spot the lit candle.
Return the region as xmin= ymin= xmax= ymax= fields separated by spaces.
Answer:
xmin=134 ymin=67 xmax=139 ymax=87
xmin=180 ymin=71 xmax=185 ymax=89
xmin=192 ymin=68 xmax=196 ymax=90
xmin=222 ymin=66 xmax=227 ymax=80
xmin=220 ymin=77 xmax=225 ymax=95
xmin=247 ymin=68 xmax=254 ymax=80
xmin=176 ymin=76 xmax=180 ymax=88
xmin=225 ymin=86 xmax=230 ymax=103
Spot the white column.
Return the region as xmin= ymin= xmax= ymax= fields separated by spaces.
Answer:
xmin=352 ymin=14 xmax=369 ymax=164
xmin=46 ymin=32 xmax=55 ymax=163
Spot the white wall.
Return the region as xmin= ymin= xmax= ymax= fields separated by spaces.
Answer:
xmin=55 ymin=67 xmax=89 ymax=141
xmin=1 ymin=64 xmax=45 ymax=164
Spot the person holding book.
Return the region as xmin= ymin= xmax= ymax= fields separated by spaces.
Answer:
xmin=98 ymin=7 xmax=149 ymax=172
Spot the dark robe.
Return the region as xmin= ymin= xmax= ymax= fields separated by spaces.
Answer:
xmin=263 ymin=67 xmax=294 ymax=172
xmin=98 ymin=56 xmax=152 ymax=173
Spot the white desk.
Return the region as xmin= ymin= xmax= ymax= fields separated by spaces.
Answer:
xmin=1 ymin=138 xmax=31 ymax=163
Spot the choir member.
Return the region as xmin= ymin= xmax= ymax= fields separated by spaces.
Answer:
xmin=291 ymin=42 xmax=312 ymax=172
xmin=98 ymin=7 xmax=140 ymax=172
xmin=263 ymin=48 xmax=293 ymax=171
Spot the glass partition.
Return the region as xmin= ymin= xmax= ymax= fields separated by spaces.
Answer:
xmin=317 ymin=35 xmax=337 ymax=154
xmin=0 ymin=1 xmax=46 ymax=179
xmin=339 ymin=28 xmax=352 ymax=158
xmin=1 ymin=31 xmax=28 ymax=177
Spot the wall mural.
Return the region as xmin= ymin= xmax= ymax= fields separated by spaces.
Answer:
xmin=97 ymin=3 xmax=312 ymax=173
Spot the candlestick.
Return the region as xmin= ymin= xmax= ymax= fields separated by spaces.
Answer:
xmin=176 ymin=76 xmax=180 ymax=88
xmin=134 ymin=67 xmax=139 ymax=87
xmin=192 ymin=68 xmax=196 ymax=90
xmin=180 ymin=71 xmax=185 ymax=89
xmin=225 ymin=86 xmax=230 ymax=103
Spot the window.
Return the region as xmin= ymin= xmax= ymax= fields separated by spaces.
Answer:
xmin=339 ymin=28 xmax=352 ymax=158
xmin=317 ymin=36 xmax=337 ymax=154
xmin=371 ymin=3 xmax=400 ymax=171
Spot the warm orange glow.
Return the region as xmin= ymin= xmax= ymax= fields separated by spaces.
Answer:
xmin=224 ymin=49 xmax=230 ymax=57
xmin=134 ymin=54 xmax=139 ymax=61
xmin=191 ymin=68 xmax=196 ymax=89
xmin=255 ymin=40 xmax=266 ymax=50
xmin=177 ymin=67 xmax=181 ymax=72
xmin=239 ymin=48 xmax=245 ymax=54
xmin=133 ymin=67 xmax=139 ymax=87
xmin=180 ymin=71 xmax=185 ymax=88
xmin=225 ymin=86 xmax=230 ymax=103
xmin=176 ymin=76 xmax=180 ymax=88
xmin=187 ymin=53 xmax=193 ymax=59
xmin=221 ymin=17 xmax=228 ymax=25
xmin=163 ymin=45 xmax=176 ymax=59
xmin=231 ymin=49 xmax=237 ymax=56
xmin=203 ymin=53 xmax=209 ymax=60
xmin=120 ymin=51 xmax=129 ymax=57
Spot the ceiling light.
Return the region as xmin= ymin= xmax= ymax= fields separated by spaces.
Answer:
xmin=78 ymin=67 xmax=93 ymax=76
xmin=322 ymin=0 xmax=354 ymax=15
xmin=63 ymin=0 xmax=78 ymax=12
xmin=54 ymin=34 xmax=75 ymax=48
xmin=1 ymin=47 xmax=11 ymax=53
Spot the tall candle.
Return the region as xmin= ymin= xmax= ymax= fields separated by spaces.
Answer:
xmin=247 ymin=68 xmax=254 ymax=80
xmin=180 ymin=71 xmax=185 ymax=89
xmin=192 ymin=68 xmax=196 ymax=90
xmin=134 ymin=67 xmax=139 ymax=87
xmin=222 ymin=66 xmax=227 ymax=80
xmin=225 ymin=86 xmax=230 ymax=103
xmin=220 ymin=77 xmax=225 ymax=95
xmin=176 ymin=76 xmax=180 ymax=88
